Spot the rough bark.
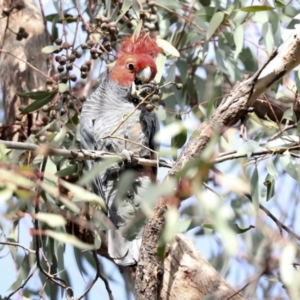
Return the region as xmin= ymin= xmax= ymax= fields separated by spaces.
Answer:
xmin=222 ymin=81 xmax=300 ymax=123
xmin=160 ymin=234 xmax=245 ymax=300
xmin=135 ymin=22 xmax=300 ymax=300
xmin=0 ymin=0 xmax=49 ymax=140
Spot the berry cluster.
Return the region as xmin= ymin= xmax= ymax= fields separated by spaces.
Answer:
xmin=16 ymin=26 xmax=29 ymax=41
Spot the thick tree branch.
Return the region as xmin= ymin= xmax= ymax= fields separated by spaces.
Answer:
xmin=135 ymin=25 xmax=300 ymax=300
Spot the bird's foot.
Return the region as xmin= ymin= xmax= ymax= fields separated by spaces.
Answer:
xmin=137 ymin=82 xmax=160 ymax=99
xmin=121 ymin=149 xmax=134 ymax=163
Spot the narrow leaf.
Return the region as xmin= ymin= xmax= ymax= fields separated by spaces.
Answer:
xmin=59 ymin=179 xmax=106 ymax=209
xmin=58 ymin=83 xmax=69 ymax=93
xmin=34 ymin=213 xmax=67 ymax=227
xmin=42 ymin=45 xmax=61 ymax=54
xmin=236 ymin=140 xmax=259 ymax=158
xmin=234 ymin=24 xmax=244 ymax=60
xmin=250 ymin=167 xmax=259 ymax=212
xmin=45 ymin=230 xmax=97 ymax=250
xmin=206 ymin=11 xmax=224 ymax=40
xmin=264 ymin=174 xmax=275 ymax=201
xmin=266 ymin=157 xmax=278 ymax=177
xmin=115 ymin=0 xmax=131 ymax=22
xmin=240 ymin=5 xmax=274 ymax=12
xmin=156 ymin=39 xmax=180 ymax=57
xmin=19 ymin=91 xmax=57 ymax=114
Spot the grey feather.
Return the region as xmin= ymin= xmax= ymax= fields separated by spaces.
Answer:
xmin=80 ymin=77 xmax=159 ymax=265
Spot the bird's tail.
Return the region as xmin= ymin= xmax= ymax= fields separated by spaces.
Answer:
xmin=107 ymin=229 xmax=142 ymax=266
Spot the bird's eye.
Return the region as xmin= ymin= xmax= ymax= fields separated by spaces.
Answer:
xmin=127 ymin=63 xmax=134 ymax=70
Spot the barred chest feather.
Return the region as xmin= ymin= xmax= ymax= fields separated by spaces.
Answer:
xmin=81 ymin=77 xmax=157 ymax=159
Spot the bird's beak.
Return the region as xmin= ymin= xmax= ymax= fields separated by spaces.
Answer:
xmin=136 ymin=66 xmax=151 ymax=84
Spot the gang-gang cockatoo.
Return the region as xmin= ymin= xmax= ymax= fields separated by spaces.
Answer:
xmin=80 ymin=33 xmax=162 ymax=266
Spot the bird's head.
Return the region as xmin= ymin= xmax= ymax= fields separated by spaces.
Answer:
xmin=110 ymin=33 xmax=162 ymax=87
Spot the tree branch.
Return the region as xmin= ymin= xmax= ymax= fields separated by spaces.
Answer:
xmin=0 ymin=139 xmax=173 ymax=168
xmin=135 ymin=23 xmax=300 ymax=300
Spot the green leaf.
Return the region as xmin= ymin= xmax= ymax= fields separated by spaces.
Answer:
xmin=0 ymin=188 xmax=13 ymax=203
xmin=18 ymin=91 xmax=57 ymax=114
xmin=287 ymin=18 xmax=300 ymax=30
xmin=59 ymin=179 xmax=106 ymax=209
xmin=199 ymin=0 xmax=211 ymax=6
xmin=236 ymin=140 xmax=259 ymax=158
xmin=176 ymin=218 xmax=192 ymax=233
xmin=132 ymin=19 xmax=142 ymax=41
xmin=264 ymin=174 xmax=275 ymax=201
xmin=58 ymin=83 xmax=69 ymax=93
xmin=49 ymin=126 xmax=66 ymax=147
xmin=240 ymin=5 xmax=274 ymax=12
xmin=35 ymin=213 xmax=67 ymax=227
xmin=155 ymin=107 xmax=167 ymax=121
xmin=39 ymin=181 xmax=80 ymax=214
xmin=115 ymin=170 xmax=135 ymax=203
xmin=156 ymin=39 xmax=180 ymax=57
xmin=266 ymin=157 xmax=278 ymax=177
xmin=282 ymin=109 xmax=296 ymax=123
xmin=0 ymin=169 xmax=34 ymax=189
xmin=156 ymin=120 xmax=186 ymax=143
xmin=264 ymin=136 xmax=299 ymax=149
xmin=46 ymin=13 xmax=77 ymax=23
xmin=171 ymin=115 xmax=187 ymax=149
xmin=154 ymin=53 xmax=167 ymax=83
xmin=45 ymin=230 xmax=97 ymax=250
xmin=162 ymin=208 xmax=179 ymax=244
xmin=230 ymin=223 xmax=255 ymax=234
xmin=56 ymin=164 xmax=78 ymax=177
xmin=202 ymin=223 xmax=215 ymax=230
xmin=18 ymin=90 xmax=54 ymax=100
xmin=262 ymin=22 xmax=274 ymax=55
xmin=156 ymin=0 xmax=180 ymax=9
xmin=42 ymin=45 xmax=61 ymax=54
xmin=206 ymin=11 xmax=224 ymax=40
xmin=250 ymin=167 xmax=259 ymax=212
xmin=297 ymin=120 xmax=300 ymax=133
xmin=195 ymin=7 xmax=216 ymax=24
xmin=275 ymin=0 xmax=286 ymax=7
xmin=234 ymin=24 xmax=244 ymax=60
xmin=115 ymin=0 xmax=131 ymax=22
xmin=279 ymin=152 xmax=300 ymax=181
xmin=77 ymin=157 xmax=120 ymax=186
xmin=240 ymin=47 xmax=258 ymax=73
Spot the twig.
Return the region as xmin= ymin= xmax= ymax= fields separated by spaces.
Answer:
xmin=244 ymin=193 xmax=300 ymax=242
xmin=0 ymin=241 xmax=36 ymax=254
xmin=153 ymin=2 xmax=203 ymax=32
xmin=0 ymin=139 xmax=173 ymax=168
xmin=0 ymin=49 xmax=54 ymax=83
xmin=77 ymin=204 xmax=114 ymax=300
xmin=38 ymin=0 xmax=48 ymax=42
xmin=225 ymin=271 xmax=264 ymax=300
xmin=34 ymin=157 xmax=72 ymax=292
xmin=4 ymin=264 xmax=38 ymax=300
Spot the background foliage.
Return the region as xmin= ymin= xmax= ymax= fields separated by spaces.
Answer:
xmin=1 ymin=0 xmax=300 ymax=299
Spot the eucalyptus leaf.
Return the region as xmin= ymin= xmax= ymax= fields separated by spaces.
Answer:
xmin=234 ymin=24 xmax=244 ymax=59
xmin=250 ymin=167 xmax=259 ymax=212
xmin=42 ymin=45 xmax=61 ymax=53
xmin=206 ymin=12 xmax=224 ymax=40
xmin=240 ymin=5 xmax=274 ymax=12
xmin=45 ymin=230 xmax=97 ymax=250
xmin=18 ymin=91 xmax=57 ymax=114
xmin=34 ymin=212 xmax=67 ymax=227
xmin=156 ymin=39 xmax=180 ymax=57
xmin=236 ymin=140 xmax=259 ymax=158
